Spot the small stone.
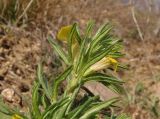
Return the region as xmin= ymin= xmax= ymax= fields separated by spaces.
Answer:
xmin=1 ymin=88 xmax=14 ymax=102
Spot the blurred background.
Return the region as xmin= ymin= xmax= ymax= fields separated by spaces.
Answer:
xmin=0 ymin=0 xmax=160 ymax=119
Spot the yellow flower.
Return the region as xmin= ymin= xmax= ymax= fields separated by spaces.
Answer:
xmin=108 ymin=57 xmax=118 ymax=72
xmin=57 ymin=25 xmax=73 ymax=41
xmin=57 ymin=25 xmax=79 ymax=57
xmin=12 ymin=114 xmax=22 ymax=119
xmin=85 ymin=56 xmax=118 ymax=75
xmin=108 ymin=57 xmax=117 ymax=64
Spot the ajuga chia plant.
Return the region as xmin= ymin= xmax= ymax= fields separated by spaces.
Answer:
xmin=0 ymin=22 xmax=127 ymax=119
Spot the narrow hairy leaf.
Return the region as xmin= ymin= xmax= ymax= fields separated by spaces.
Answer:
xmin=67 ymin=23 xmax=77 ymax=62
xmin=55 ymin=101 xmax=71 ymax=119
xmin=79 ymin=98 xmax=118 ymax=119
xmin=83 ymin=73 xmax=124 ymax=84
xmin=48 ymin=36 xmax=70 ymax=65
xmin=37 ymin=63 xmax=52 ymax=99
xmin=0 ymin=98 xmax=28 ymax=119
xmin=32 ymin=82 xmax=41 ymax=119
xmin=106 ymin=83 xmax=125 ymax=94
xmin=52 ymin=66 xmax=73 ymax=102
xmin=88 ymin=23 xmax=112 ymax=56
xmin=68 ymin=96 xmax=99 ymax=119
xmin=75 ymin=25 xmax=82 ymax=44
xmin=76 ymin=21 xmax=94 ymax=72
xmin=42 ymin=98 xmax=70 ymax=119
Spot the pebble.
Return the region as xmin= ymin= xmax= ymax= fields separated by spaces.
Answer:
xmin=1 ymin=88 xmax=15 ymax=102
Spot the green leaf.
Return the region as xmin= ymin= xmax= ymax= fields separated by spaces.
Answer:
xmin=52 ymin=66 xmax=73 ymax=102
xmin=67 ymin=23 xmax=77 ymax=62
xmin=88 ymin=23 xmax=112 ymax=56
xmin=32 ymin=81 xmax=41 ymax=119
xmin=83 ymin=73 xmax=125 ymax=94
xmin=106 ymin=83 xmax=125 ymax=94
xmin=0 ymin=100 xmax=13 ymax=116
xmin=79 ymin=98 xmax=118 ymax=119
xmin=75 ymin=21 xmax=94 ymax=72
xmin=0 ymin=112 xmax=11 ymax=119
xmin=41 ymin=94 xmax=50 ymax=109
xmin=0 ymin=98 xmax=28 ymax=119
xmin=90 ymin=39 xmax=120 ymax=59
xmin=75 ymin=25 xmax=82 ymax=45
xmin=55 ymin=101 xmax=71 ymax=119
xmin=42 ymin=97 xmax=70 ymax=119
xmin=83 ymin=73 xmax=124 ymax=84
xmin=109 ymin=52 xmax=124 ymax=58
xmin=48 ymin=36 xmax=70 ymax=65
xmin=67 ymin=96 xmax=99 ymax=119
xmin=37 ymin=63 xmax=52 ymax=99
